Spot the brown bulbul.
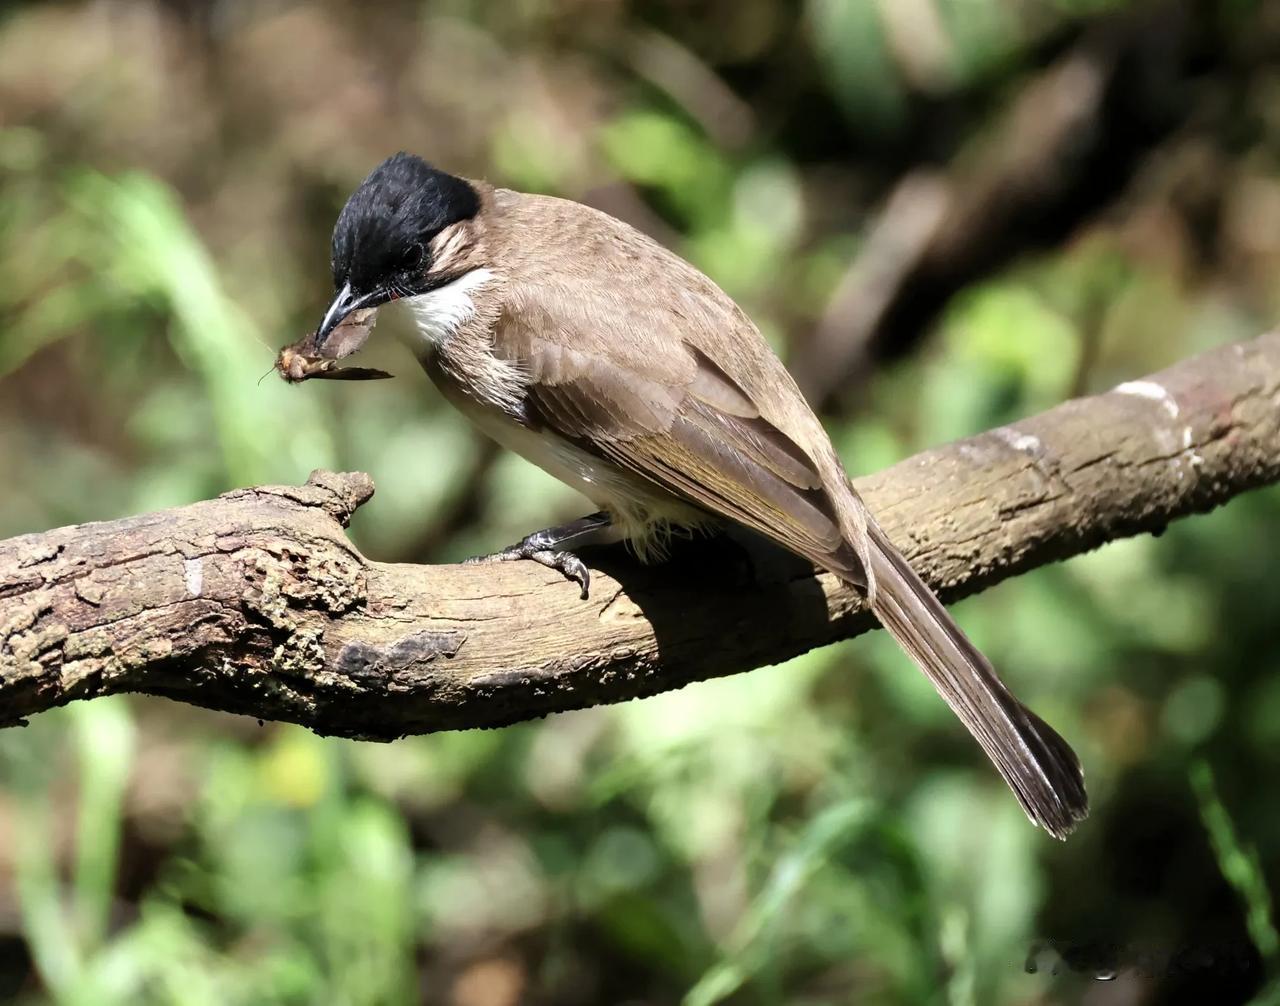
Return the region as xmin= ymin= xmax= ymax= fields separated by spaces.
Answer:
xmin=288 ymin=153 xmax=1088 ymax=838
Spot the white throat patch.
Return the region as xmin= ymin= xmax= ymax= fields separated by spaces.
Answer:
xmin=399 ymin=267 xmax=495 ymax=352
xmin=393 ymin=266 xmax=526 ymax=420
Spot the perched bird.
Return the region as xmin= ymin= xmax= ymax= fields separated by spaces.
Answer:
xmin=297 ymin=152 xmax=1088 ymax=838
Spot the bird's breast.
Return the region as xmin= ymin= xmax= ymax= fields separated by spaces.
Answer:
xmin=394 ymin=268 xmax=526 ymax=420
xmin=392 ymin=265 xmax=705 ymax=548
xmin=400 ymin=268 xmax=497 ymax=349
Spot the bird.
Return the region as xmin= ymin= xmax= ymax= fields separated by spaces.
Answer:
xmin=299 ymin=151 xmax=1088 ymax=838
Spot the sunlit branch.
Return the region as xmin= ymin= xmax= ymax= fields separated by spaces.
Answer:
xmin=1 ymin=333 xmax=1277 ymax=738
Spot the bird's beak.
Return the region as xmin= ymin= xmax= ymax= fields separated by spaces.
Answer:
xmin=315 ymin=281 xmax=391 ymax=352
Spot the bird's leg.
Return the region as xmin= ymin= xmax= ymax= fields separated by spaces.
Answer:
xmin=463 ymin=512 xmax=615 ymax=600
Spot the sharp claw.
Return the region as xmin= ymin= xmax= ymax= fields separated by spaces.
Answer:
xmin=567 ymin=559 xmax=590 ymax=600
xmin=528 ymin=550 xmax=590 ymax=600
xmin=463 ymin=541 xmax=592 ymax=598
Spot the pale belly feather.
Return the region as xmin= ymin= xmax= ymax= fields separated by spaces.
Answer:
xmin=392 ymin=281 xmax=708 ymax=557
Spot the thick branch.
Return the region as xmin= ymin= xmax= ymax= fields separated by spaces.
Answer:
xmin=2 ymin=334 xmax=1277 ymax=739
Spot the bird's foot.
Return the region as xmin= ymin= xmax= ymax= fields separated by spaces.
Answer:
xmin=463 ymin=513 xmax=613 ymax=600
xmin=464 ymin=539 xmax=591 ymax=599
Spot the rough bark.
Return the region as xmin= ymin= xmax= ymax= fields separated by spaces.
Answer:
xmin=1 ymin=334 xmax=1277 ymax=739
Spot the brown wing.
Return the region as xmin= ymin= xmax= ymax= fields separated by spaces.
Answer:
xmin=492 ymin=190 xmax=863 ymax=578
xmin=510 ymin=324 xmax=861 ymax=580
xmin=512 ymin=320 xmax=1087 ymax=836
xmin=489 ymin=190 xmax=1087 ymax=837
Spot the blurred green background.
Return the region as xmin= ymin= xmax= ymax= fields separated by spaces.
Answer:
xmin=1 ymin=0 xmax=1278 ymax=1003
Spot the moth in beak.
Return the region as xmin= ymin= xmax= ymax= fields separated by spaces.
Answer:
xmin=275 ymin=283 xmax=394 ymax=383
xmin=272 ymin=150 xmax=1091 ymax=838
xmin=278 ymin=153 xmax=483 ymax=385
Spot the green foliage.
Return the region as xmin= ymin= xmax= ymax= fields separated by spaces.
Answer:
xmin=808 ymin=0 xmax=907 ymax=134
xmin=1193 ymin=764 xmax=1279 ymax=978
xmin=2 ymin=0 xmax=1278 ymax=1002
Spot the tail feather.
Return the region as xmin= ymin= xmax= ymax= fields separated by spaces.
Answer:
xmin=858 ymin=522 xmax=1088 ymax=839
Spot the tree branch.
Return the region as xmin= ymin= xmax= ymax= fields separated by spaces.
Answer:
xmin=2 ymin=334 xmax=1277 ymax=739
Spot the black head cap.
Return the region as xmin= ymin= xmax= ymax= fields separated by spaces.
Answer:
xmin=331 ymin=152 xmax=479 ymax=296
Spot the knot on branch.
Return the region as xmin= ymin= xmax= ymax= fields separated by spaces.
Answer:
xmin=221 ymin=470 xmax=375 ymax=527
xmin=0 ymin=334 xmax=1276 ymax=738
xmin=304 ymin=470 xmax=376 ymax=526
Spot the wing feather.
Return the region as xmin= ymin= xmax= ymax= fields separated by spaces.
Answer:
xmin=483 ymin=188 xmax=1086 ymax=836
xmin=519 ymin=343 xmax=850 ymax=568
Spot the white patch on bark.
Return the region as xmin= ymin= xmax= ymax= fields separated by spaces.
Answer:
xmin=1115 ymin=380 xmax=1202 ymax=474
xmin=993 ymin=426 xmax=1042 ymax=454
xmin=184 ymin=557 xmax=203 ymax=598
xmin=1115 ymin=379 xmax=1180 ymax=419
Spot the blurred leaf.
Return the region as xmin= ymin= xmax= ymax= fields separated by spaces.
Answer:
xmin=684 ymin=799 xmax=875 ymax=1006
xmin=1192 ymin=762 xmax=1279 ymax=972
xmin=70 ymin=699 xmax=135 ymax=954
xmin=62 ymin=171 xmax=334 ymax=485
xmin=15 ymin=801 xmax=82 ymax=1003
xmin=808 ymin=0 xmax=906 ymax=135
xmin=598 ymin=109 xmax=732 ymax=227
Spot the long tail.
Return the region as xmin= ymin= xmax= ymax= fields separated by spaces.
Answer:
xmin=854 ymin=520 xmax=1088 ymax=839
